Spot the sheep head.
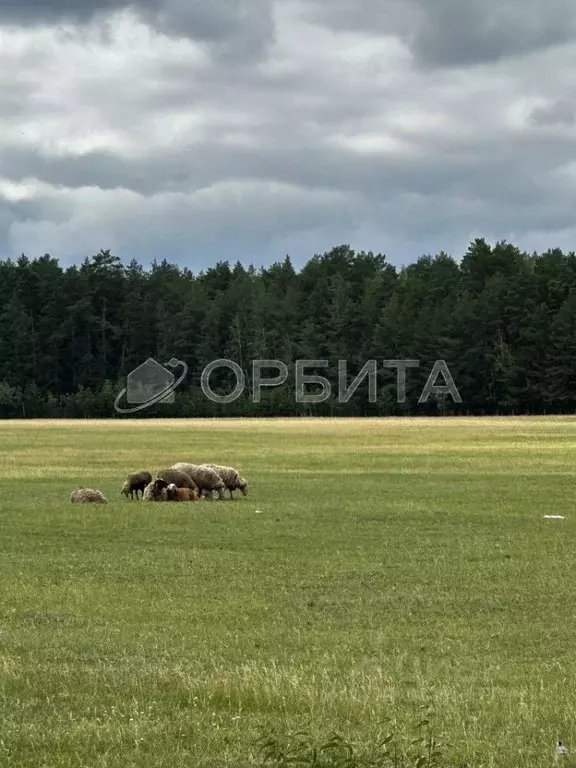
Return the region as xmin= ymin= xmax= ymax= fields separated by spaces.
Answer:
xmin=166 ymin=482 xmax=179 ymax=501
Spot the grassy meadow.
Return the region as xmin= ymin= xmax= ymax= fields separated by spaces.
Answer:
xmin=0 ymin=416 xmax=576 ymax=766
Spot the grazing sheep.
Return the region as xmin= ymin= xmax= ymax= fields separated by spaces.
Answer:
xmin=156 ymin=468 xmax=199 ymax=493
xmin=202 ymin=463 xmax=248 ymax=499
xmin=70 ymin=488 xmax=107 ymax=503
xmin=166 ymin=483 xmax=199 ymax=502
xmin=142 ymin=478 xmax=169 ymax=501
xmin=121 ymin=470 xmax=152 ymax=500
xmin=170 ymin=462 xmax=226 ymax=499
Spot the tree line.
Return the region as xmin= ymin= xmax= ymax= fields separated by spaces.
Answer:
xmin=0 ymin=238 xmax=575 ymax=418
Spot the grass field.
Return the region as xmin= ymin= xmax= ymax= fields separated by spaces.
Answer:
xmin=1 ymin=416 xmax=576 ymax=767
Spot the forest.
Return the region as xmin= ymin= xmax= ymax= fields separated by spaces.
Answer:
xmin=0 ymin=237 xmax=575 ymax=418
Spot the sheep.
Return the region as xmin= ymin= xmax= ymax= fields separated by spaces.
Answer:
xmin=169 ymin=462 xmax=226 ymax=499
xmin=121 ymin=470 xmax=152 ymax=500
xmin=202 ymin=463 xmax=248 ymax=499
xmin=156 ymin=468 xmax=199 ymax=493
xmin=70 ymin=488 xmax=107 ymax=503
xmin=166 ymin=483 xmax=199 ymax=502
xmin=142 ymin=477 xmax=169 ymax=501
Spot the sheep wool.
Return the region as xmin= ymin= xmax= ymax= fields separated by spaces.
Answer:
xmin=70 ymin=488 xmax=108 ymax=503
xmin=166 ymin=483 xmax=198 ymax=501
xmin=170 ymin=462 xmax=226 ymax=499
xmin=156 ymin=468 xmax=199 ymax=492
xmin=121 ymin=470 xmax=152 ymax=500
xmin=142 ymin=478 xmax=169 ymax=501
xmin=202 ymin=463 xmax=248 ymax=499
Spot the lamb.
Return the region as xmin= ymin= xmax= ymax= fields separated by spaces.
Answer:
xmin=142 ymin=477 xmax=169 ymax=501
xmin=202 ymin=463 xmax=248 ymax=499
xmin=156 ymin=468 xmax=199 ymax=493
xmin=169 ymin=462 xmax=226 ymax=499
xmin=166 ymin=483 xmax=199 ymax=502
xmin=121 ymin=470 xmax=152 ymax=500
xmin=70 ymin=488 xmax=107 ymax=503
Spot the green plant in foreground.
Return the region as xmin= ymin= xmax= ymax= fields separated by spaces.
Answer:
xmin=254 ymin=706 xmax=458 ymax=767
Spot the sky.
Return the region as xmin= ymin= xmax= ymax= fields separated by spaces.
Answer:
xmin=1 ymin=0 xmax=576 ymax=271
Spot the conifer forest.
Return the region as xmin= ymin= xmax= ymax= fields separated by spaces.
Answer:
xmin=0 ymin=237 xmax=574 ymax=418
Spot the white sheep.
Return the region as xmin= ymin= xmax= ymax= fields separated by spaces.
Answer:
xmin=70 ymin=488 xmax=108 ymax=503
xmin=142 ymin=478 xmax=169 ymax=501
xmin=170 ymin=462 xmax=226 ymax=500
xmin=202 ymin=463 xmax=248 ymax=499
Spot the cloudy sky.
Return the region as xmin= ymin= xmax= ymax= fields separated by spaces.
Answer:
xmin=1 ymin=0 xmax=576 ymax=271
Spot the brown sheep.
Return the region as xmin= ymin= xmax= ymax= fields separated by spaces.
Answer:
xmin=166 ymin=483 xmax=199 ymax=501
xmin=121 ymin=470 xmax=152 ymax=500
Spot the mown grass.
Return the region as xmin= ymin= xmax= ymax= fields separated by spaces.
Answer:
xmin=0 ymin=416 xmax=576 ymax=766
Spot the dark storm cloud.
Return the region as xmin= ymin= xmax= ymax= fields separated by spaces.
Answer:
xmin=0 ymin=0 xmax=121 ymax=25
xmin=3 ymin=127 xmax=576 ymax=206
xmin=410 ymin=0 xmax=576 ymax=67
xmin=530 ymin=100 xmax=576 ymax=127
xmin=0 ymin=0 xmax=275 ymax=61
xmin=1 ymin=0 xmax=576 ymax=268
xmin=4 ymin=0 xmax=576 ymax=68
xmin=308 ymin=0 xmax=576 ymax=67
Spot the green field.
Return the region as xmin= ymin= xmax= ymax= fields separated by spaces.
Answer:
xmin=1 ymin=416 xmax=576 ymax=767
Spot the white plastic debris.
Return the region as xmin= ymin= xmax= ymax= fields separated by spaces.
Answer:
xmin=254 ymin=509 xmax=263 ymax=514
xmin=544 ymin=515 xmax=565 ymax=519
xmin=556 ymin=740 xmax=568 ymax=756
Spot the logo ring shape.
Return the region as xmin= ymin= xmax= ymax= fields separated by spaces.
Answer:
xmin=113 ymin=359 xmax=188 ymax=414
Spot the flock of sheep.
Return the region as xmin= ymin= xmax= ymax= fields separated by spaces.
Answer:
xmin=69 ymin=462 xmax=248 ymax=504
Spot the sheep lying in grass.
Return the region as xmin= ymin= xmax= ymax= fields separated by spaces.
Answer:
xmin=170 ymin=462 xmax=226 ymax=500
xmin=70 ymin=488 xmax=107 ymax=503
xmin=202 ymin=463 xmax=248 ymax=499
xmin=142 ymin=478 xmax=169 ymax=501
xmin=121 ymin=470 xmax=152 ymax=500
xmin=166 ymin=483 xmax=199 ymax=502
xmin=156 ymin=468 xmax=199 ymax=493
